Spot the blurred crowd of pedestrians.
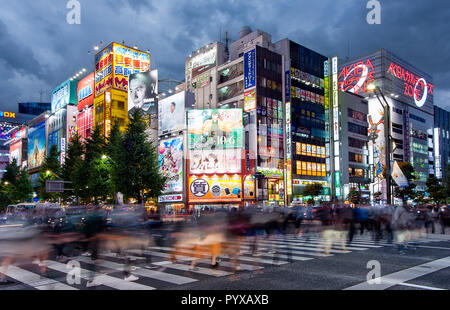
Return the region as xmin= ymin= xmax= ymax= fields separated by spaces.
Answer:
xmin=0 ymin=203 xmax=449 ymax=285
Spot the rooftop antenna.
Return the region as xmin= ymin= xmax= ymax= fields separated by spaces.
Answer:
xmin=346 ymin=40 xmax=350 ymax=62
xmin=224 ymin=30 xmax=230 ymax=60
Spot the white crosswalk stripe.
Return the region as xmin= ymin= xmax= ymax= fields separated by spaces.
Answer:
xmin=44 ymin=260 xmax=154 ymax=290
xmin=1 ymin=232 xmax=448 ymax=290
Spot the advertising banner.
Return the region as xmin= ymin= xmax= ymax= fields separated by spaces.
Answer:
xmin=159 ymin=137 xmax=183 ymax=193
xmin=189 ymin=149 xmax=241 ymax=175
xmin=51 ymin=79 xmax=78 ymax=113
xmin=392 ymin=161 xmax=409 ymax=188
xmin=159 ymin=91 xmax=187 ymax=134
xmin=187 ymin=109 xmax=244 ymax=150
xmin=0 ymin=125 xmax=14 ymax=142
xmin=78 ymin=72 xmax=95 ymax=111
xmin=112 ymin=43 xmax=150 ymax=92
xmin=95 ymin=44 xmax=113 ymax=96
xmin=244 ymin=89 xmax=256 ymax=112
xmin=27 ymin=120 xmax=46 ymax=169
xmin=244 ymin=49 xmax=256 ymax=90
xmin=10 ymin=140 xmax=22 ymax=165
xmin=128 ymin=70 xmax=158 ymax=115
xmin=243 ymin=176 xmax=255 ymax=199
xmin=189 ymin=174 xmax=242 ymax=201
xmin=48 ymin=130 xmax=61 ymax=152
xmin=186 ymin=45 xmax=217 ymax=80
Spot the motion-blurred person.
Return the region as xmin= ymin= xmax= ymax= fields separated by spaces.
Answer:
xmin=391 ymin=205 xmax=414 ymax=255
xmin=225 ymin=208 xmax=250 ymax=274
xmin=82 ymin=206 xmax=107 ymax=287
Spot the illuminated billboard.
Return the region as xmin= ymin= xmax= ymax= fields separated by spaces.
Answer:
xmin=159 ymin=136 xmax=183 ymax=193
xmin=95 ymin=43 xmax=151 ymax=96
xmin=95 ymin=44 xmax=113 ymax=96
xmin=189 ymin=174 xmax=242 ymax=202
xmin=189 ymin=149 xmax=242 ymax=175
xmin=186 ymin=45 xmax=217 ymax=80
xmin=51 ymin=79 xmax=78 ymax=113
xmin=10 ymin=141 xmax=22 ymax=165
xmin=113 ymin=43 xmax=150 ymax=92
xmin=27 ymin=120 xmax=46 ymax=169
xmin=187 ymin=108 xmax=244 ymax=150
xmin=78 ymin=72 xmax=95 ymax=111
xmin=158 ymin=91 xmax=194 ymax=135
xmin=128 ymin=70 xmax=158 ymax=115
xmin=338 ymin=57 xmax=376 ymax=95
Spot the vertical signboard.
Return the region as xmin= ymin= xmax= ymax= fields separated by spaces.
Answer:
xmin=244 ymin=49 xmax=256 ymax=90
xmin=28 ymin=120 xmax=46 ymax=169
xmin=60 ymin=138 xmax=66 ymax=165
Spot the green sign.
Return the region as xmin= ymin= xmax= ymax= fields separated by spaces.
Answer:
xmin=335 ymin=171 xmax=341 ymax=186
xmin=187 ymin=109 xmax=243 ymax=150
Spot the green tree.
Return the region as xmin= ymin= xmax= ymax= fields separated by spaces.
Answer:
xmin=38 ymin=145 xmax=61 ymax=202
xmin=426 ymin=176 xmax=446 ymax=207
xmin=73 ymin=127 xmax=108 ymax=204
xmin=61 ymin=133 xmax=84 ymax=203
xmin=348 ymin=188 xmax=362 ymax=205
xmin=115 ymin=110 xmax=166 ymax=203
xmin=303 ymin=183 xmax=324 ymax=206
xmin=107 ymin=120 xmax=124 ymax=202
xmin=444 ymin=164 xmax=450 ymax=203
xmin=0 ymin=159 xmax=32 ymax=207
xmin=393 ymin=162 xmax=417 ymax=206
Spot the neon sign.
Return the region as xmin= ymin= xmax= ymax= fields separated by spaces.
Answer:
xmin=338 ymin=58 xmax=376 ymax=94
xmin=386 ymin=62 xmax=434 ymax=108
xmin=0 ymin=111 xmax=16 ymax=118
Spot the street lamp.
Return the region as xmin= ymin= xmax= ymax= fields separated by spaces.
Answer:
xmin=368 ymin=83 xmax=393 ymax=205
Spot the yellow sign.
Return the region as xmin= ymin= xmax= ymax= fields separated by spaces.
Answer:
xmin=189 ymin=174 xmax=242 ymax=202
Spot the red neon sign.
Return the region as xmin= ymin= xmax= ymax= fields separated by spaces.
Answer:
xmin=386 ymin=62 xmax=434 ymax=107
xmin=338 ymin=59 xmax=376 ymax=94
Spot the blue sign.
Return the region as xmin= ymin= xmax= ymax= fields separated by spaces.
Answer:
xmin=51 ymin=79 xmax=78 ymax=113
xmin=285 ymin=71 xmax=291 ymax=102
xmin=244 ymin=49 xmax=256 ymax=90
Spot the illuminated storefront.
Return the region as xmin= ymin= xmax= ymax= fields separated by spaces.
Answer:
xmin=77 ymin=72 xmax=95 ymax=141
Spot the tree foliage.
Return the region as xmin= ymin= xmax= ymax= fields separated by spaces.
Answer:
xmin=38 ymin=145 xmax=61 ymax=202
xmin=303 ymin=183 xmax=324 ymax=206
xmin=0 ymin=159 xmax=33 ymax=208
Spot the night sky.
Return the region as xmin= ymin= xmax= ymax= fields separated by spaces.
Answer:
xmin=1 ymin=0 xmax=449 ymax=111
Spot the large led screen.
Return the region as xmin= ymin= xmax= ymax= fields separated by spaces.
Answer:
xmin=27 ymin=120 xmax=46 ymax=169
xmin=189 ymin=149 xmax=241 ymax=175
xmin=158 ymin=136 xmax=183 ymax=193
xmin=187 ymin=108 xmax=243 ymax=150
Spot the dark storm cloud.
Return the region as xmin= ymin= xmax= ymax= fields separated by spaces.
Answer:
xmin=0 ymin=0 xmax=449 ymax=112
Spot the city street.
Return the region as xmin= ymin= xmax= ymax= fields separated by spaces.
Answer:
xmin=0 ymin=230 xmax=449 ymax=291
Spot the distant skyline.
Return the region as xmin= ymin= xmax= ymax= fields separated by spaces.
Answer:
xmin=0 ymin=0 xmax=449 ymax=111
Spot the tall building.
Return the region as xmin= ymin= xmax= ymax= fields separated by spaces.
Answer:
xmin=434 ymin=106 xmax=450 ymax=179
xmin=93 ymin=43 xmax=151 ymax=137
xmin=185 ymin=42 xmax=228 ymax=109
xmin=48 ymin=79 xmax=79 ymax=164
xmin=19 ymin=102 xmax=51 ymax=116
xmin=339 ymin=49 xmax=435 ymax=202
xmin=275 ymin=39 xmax=329 ymax=204
xmin=336 ymin=91 xmax=370 ymax=200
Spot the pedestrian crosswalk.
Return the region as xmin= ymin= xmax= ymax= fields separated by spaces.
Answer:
xmin=1 ymin=233 xmax=449 ymax=290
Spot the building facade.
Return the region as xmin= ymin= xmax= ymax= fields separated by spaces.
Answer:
xmin=434 ymin=106 xmax=450 ymax=179
xmin=339 ymin=49 xmax=435 ymax=202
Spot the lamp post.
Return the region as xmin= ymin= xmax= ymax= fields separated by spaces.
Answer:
xmin=367 ymin=84 xmax=392 ymax=205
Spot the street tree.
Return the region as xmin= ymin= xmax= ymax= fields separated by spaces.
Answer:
xmin=116 ymin=109 xmax=166 ymax=203
xmin=107 ymin=120 xmax=124 ymax=202
xmin=73 ymin=126 xmax=107 ymax=204
xmin=348 ymin=188 xmax=362 ymax=205
xmin=61 ymin=133 xmax=84 ymax=203
xmin=38 ymin=145 xmax=61 ymax=202
xmin=0 ymin=160 xmax=33 ymax=206
xmin=426 ymin=176 xmax=446 ymax=207
xmin=303 ymin=183 xmax=323 ymax=206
